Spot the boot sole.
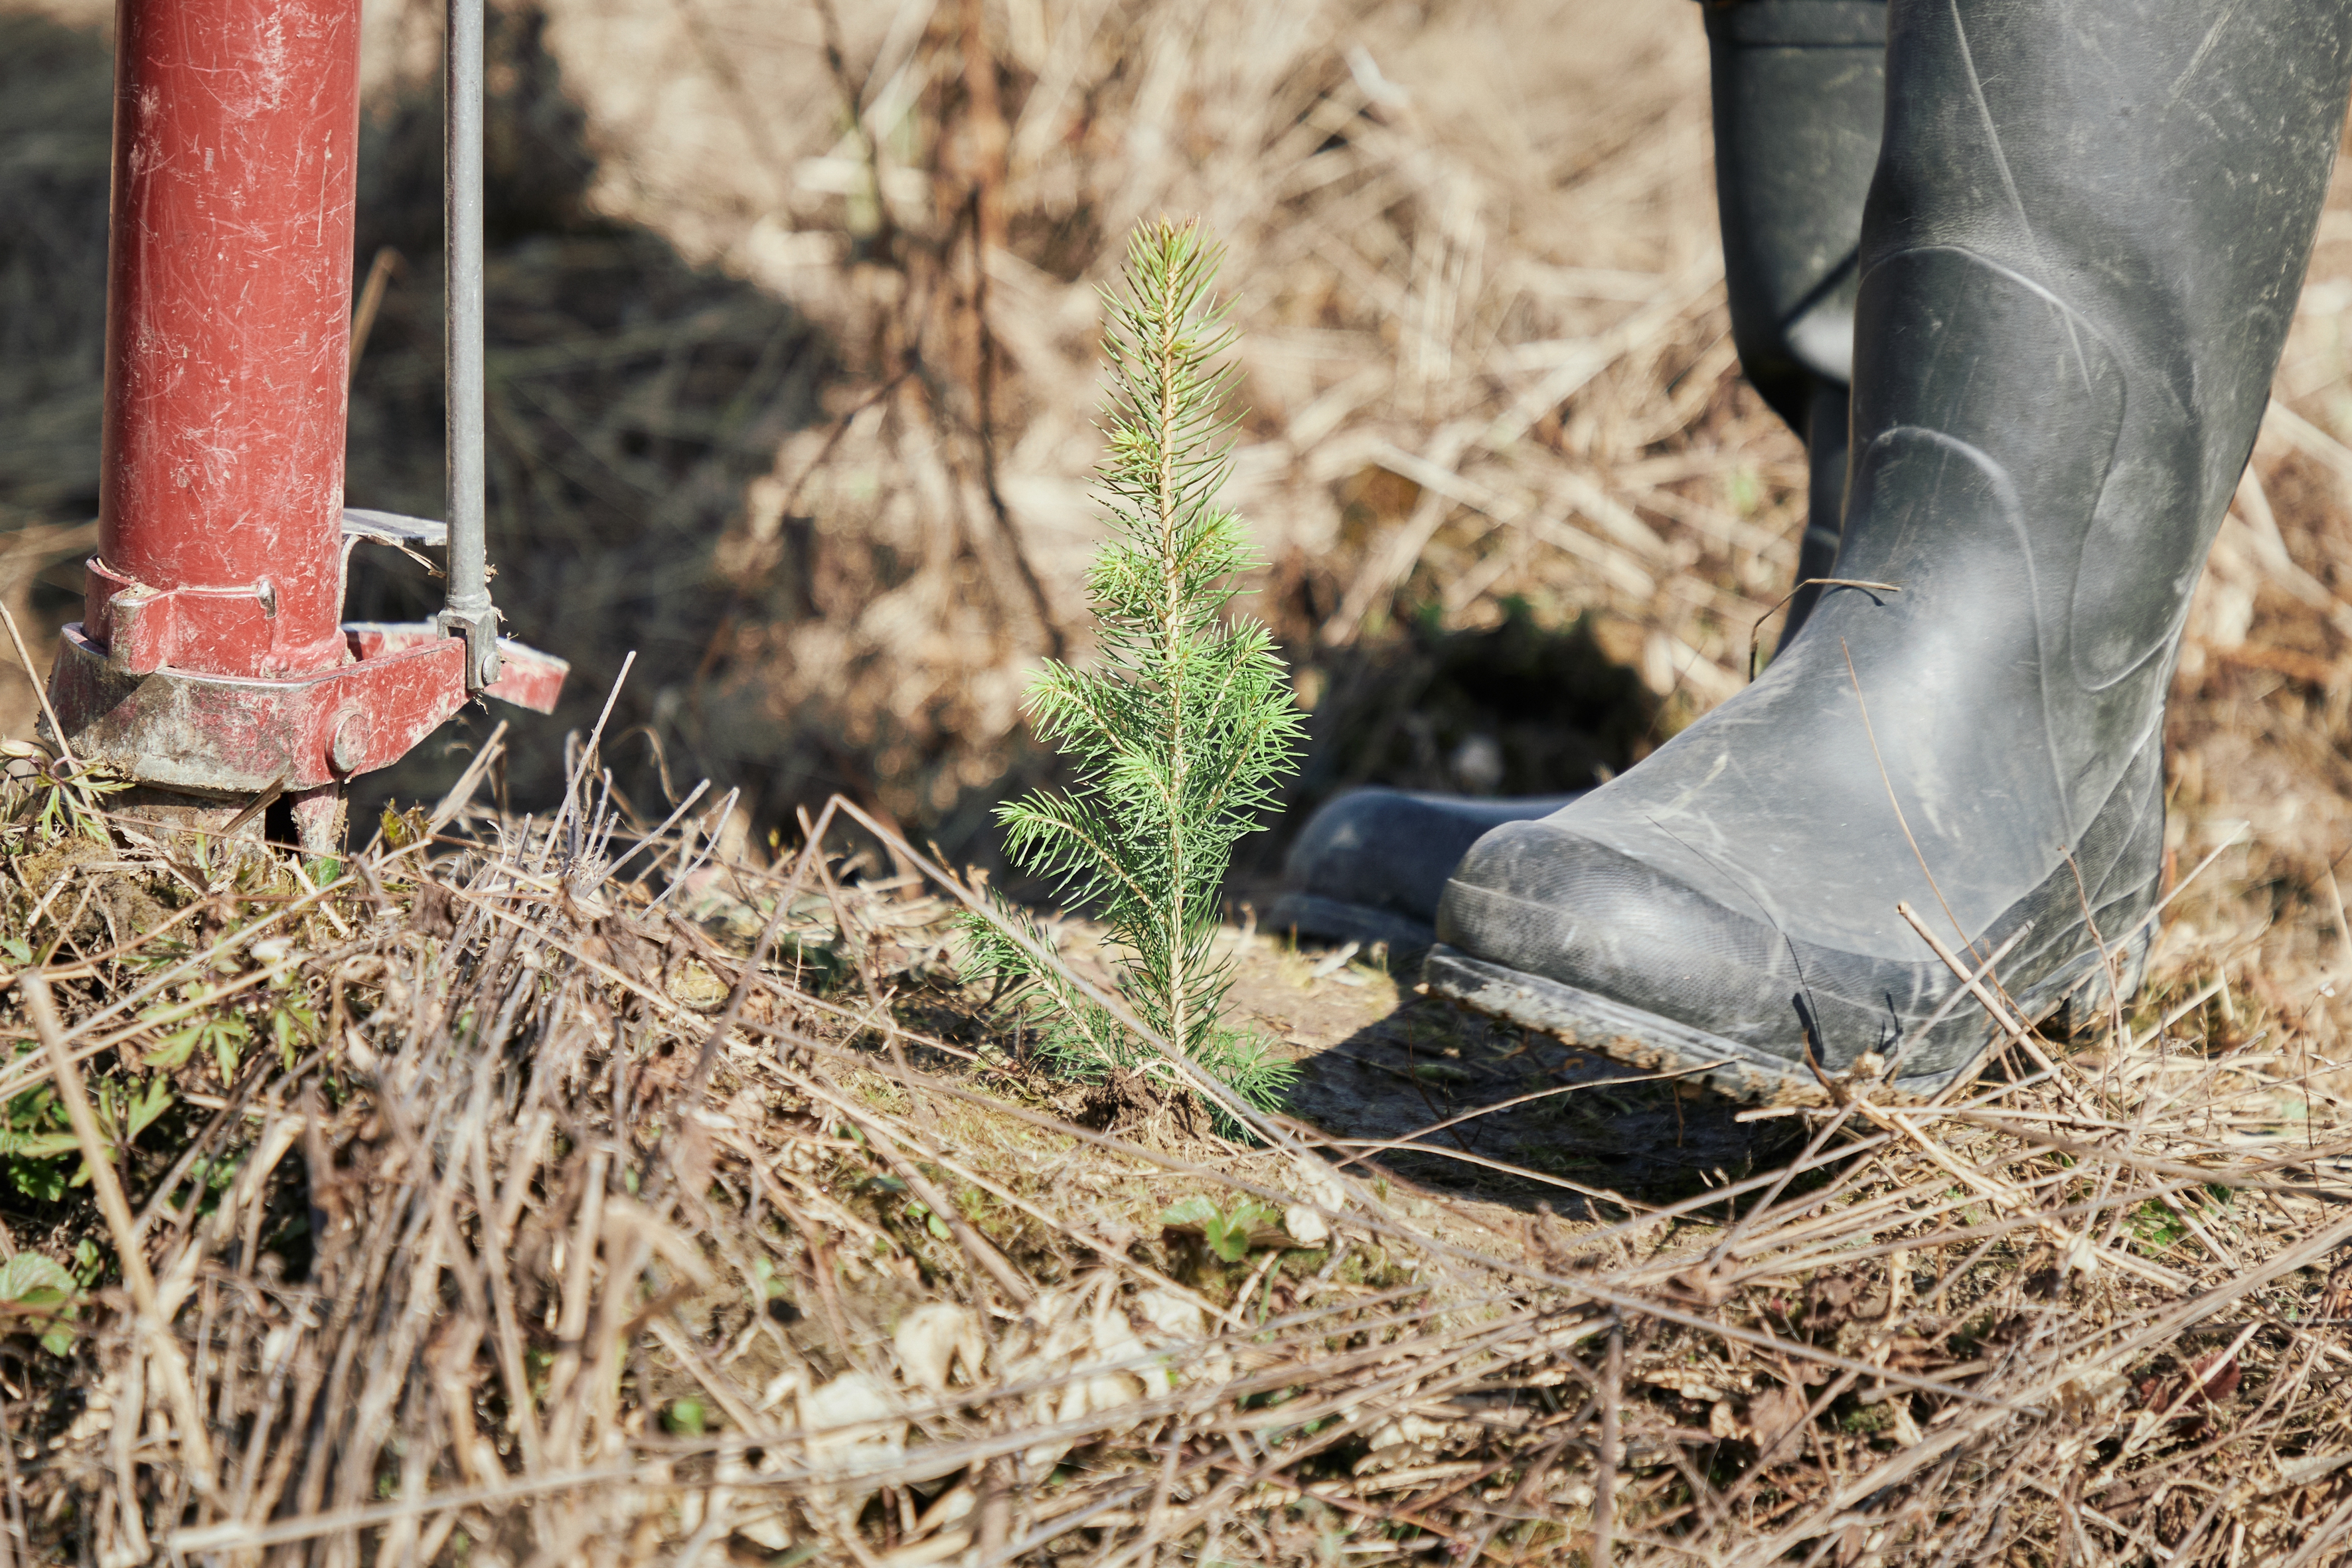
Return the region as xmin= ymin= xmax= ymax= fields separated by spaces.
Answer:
xmin=1265 ymin=894 xmax=1437 ymax=953
xmin=1419 ymin=943 xmax=2139 ymax=1106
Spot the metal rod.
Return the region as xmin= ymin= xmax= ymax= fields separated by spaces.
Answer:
xmin=443 ymin=0 xmax=498 ymax=686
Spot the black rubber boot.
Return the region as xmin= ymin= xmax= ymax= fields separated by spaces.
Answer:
xmin=1428 ymin=0 xmax=2352 ymax=1103
xmin=1269 ymin=789 xmax=1584 ymax=949
xmin=1269 ymin=8 xmax=1885 ymax=951
xmin=1707 ymin=0 xmax=1887 ymax=648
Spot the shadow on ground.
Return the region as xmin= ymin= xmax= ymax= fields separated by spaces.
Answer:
xmin=1215 ymin=934 xmax=1805 ymax=1210
xmin=1225 ymin=586 xmax=1664 ymax=892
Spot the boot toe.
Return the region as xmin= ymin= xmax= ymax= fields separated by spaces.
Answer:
xmin=1432 ymin=816 xmax=1994 ymax=1099
xmin=1436 ymin=817 xmax=1817 ymax=1058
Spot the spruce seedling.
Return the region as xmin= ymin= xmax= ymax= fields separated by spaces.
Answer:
xmin=962 ymin=220 xmax=1304 ymax=1124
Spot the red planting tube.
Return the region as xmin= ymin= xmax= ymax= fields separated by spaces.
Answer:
xmin=50 ymin=0 xmax=562 ymax=818
xmin=92 ymin=0 xmax=362 ymax=680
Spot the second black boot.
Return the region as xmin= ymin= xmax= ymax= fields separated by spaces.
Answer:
xmin=1428 ymin=0 xmax=2352 ymax=1103
xmin=1708 ymin=0 xmax=1888 ymax=650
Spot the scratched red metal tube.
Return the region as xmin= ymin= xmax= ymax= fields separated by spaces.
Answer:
xmin=48 ymin=0 xmax=564 ymax=818
xmin=95 ymin=0 xmax=361 ymax=680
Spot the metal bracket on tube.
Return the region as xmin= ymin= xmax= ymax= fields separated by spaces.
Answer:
xmin=438 ymin=603 xmax=504 ymax=690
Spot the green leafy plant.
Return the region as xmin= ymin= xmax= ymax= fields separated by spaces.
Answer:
xmin=961 ymin=220 xmax=1304 ymax=1125
xmin=0 ymin=1073 xmax=173 ymax=1201
xmin=268 ymin=992 xmax=319 ymax=1073
xmin=0 ymin=739 xmax=129 ymax=851
xmin=1160 ymin=1194 xmax=1288 ymax=1263
xmin=0 ymin=1251 xmax=80 ymax=1356
xmin=145 ymin=999 xmax=252 ymax=1078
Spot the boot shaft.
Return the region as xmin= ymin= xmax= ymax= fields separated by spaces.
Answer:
xmin=1851 ymin=0 xmax=2352 ymax=690
xmin=1707 ymin=0 xmax=1888 ymax=424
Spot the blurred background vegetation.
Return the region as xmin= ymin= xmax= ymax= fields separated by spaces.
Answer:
xmin=4 ymin=0 xmax=2352 ymax=1018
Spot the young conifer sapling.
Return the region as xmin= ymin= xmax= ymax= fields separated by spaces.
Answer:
xmin=961 ymin=220 xmax=1304 ymax=1123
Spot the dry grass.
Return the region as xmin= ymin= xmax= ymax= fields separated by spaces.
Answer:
xmin=10 ymin=1 xmax=2352 ymax=1563
xmin=4 ymin=729 xmax=2352 ymax=1566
